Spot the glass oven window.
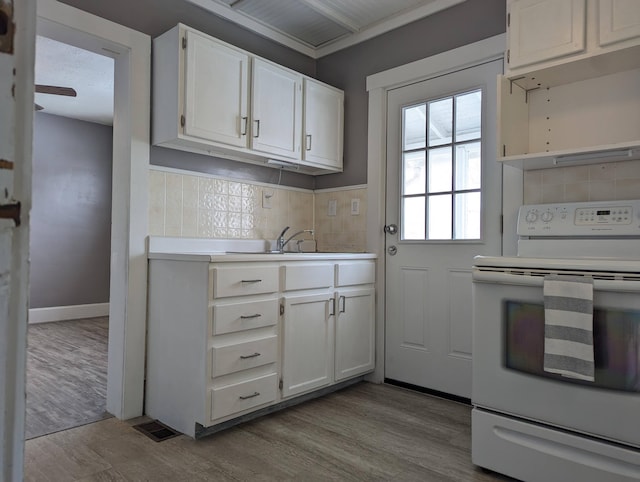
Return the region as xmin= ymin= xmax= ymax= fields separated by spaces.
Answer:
xmin=505 ymin=300 xmax=640 ymax=392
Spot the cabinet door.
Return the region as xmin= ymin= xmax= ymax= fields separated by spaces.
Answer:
xmin=281 ymin=293 xmax=333 ymax=398
xmin=507 ymin=0 xmax=586 ymax=69
xmin=184 ymin=30 xmax=249 ymax=147
xmin=599 ymin=0 xmax=640 ymax=47
xmin=251 ymin=58 xmax=302 ymax=159
xmin=302 ymin=79 xmax=343 ymax=170
xmin=335 ymin=288 xmax=375 ymax=382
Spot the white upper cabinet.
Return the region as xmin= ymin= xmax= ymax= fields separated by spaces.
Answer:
xmin=183 ymin=30 xmax=249 ymax=147
xmin=507 ymin=0 xmax=586 ymax=70
xmin=251 ymin=58 xmax=302 ymax=160
xmin=599 ymin=0 xmax=640 ymax=47
xmin=152 ymin=24 xmax=344 ymax=175
xmin=500 ymin=0 xmax=640 ymax=169
xmin=302 ymin=78 xmax=344 ymax=171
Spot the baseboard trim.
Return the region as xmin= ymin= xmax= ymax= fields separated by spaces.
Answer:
xmin=28 ymin=303 xmax=109 ymax=324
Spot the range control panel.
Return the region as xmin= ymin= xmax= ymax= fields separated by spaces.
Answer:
xmin=517 ymin=200 xmax=640 ymax=236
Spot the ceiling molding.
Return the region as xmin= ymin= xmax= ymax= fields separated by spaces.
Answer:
xmin=186 ymin=0 xmax=467 ymax=59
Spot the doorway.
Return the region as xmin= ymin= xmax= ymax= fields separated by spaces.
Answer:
xmin=364 ymin=34 xmax=509 ymax=394
xmin=36 ymin=0 xmax=151 ymax=422
xmin=26 ymin=35 xmax=115 ymax=438
xmin=383 ymin=59 xmax=503 ymax=399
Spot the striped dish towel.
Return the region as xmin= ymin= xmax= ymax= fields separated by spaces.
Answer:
xmin=543 ymin=275 xmax=595 ymax=382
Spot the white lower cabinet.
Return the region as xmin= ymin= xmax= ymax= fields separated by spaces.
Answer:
xmin=146 ymin=255 xmax=375 ymax=438
xmin=281 ymin=293 xmax=333 ymax=398
xmin=335 ymin=287 xmax=375 ymax=382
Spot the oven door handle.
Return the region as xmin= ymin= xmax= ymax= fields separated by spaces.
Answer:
xmin=473 ymin=269 xmax=640 ymax=293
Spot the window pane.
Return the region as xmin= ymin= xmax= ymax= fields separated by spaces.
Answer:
xmin=402 ymin=197 xmax=425 ymax=240
xmin=403 ymin=151 xmax=426 ymax=195
xmin=455 ymin=142 xmax=481 ymax=191
xmin=428 ymin=147 xmax=452 ymax=193
xmin=455 ymin=192 xmax=481 ymax=239
xmin=403 ymin=104 xmax=426 ymax=150
xmin=428 ymin=194 xmax=452 ymax=240
xmin=455 ymin=90 xmax=481 ymax=142
xmin=428 ymin=98 xmax=452 ymax=147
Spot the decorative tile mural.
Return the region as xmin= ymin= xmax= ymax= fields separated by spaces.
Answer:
xmin=149 ymin=167 xmax=367 ymax=252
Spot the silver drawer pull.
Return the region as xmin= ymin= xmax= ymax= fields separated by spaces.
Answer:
xmin=241 ymin=279 xmax=262 ymax=283
xmin=240 ymin=352 xmax=261 ymax=359
xmin=239 ymin=391 xmax=260 ymax=400
xmin=240 ymin=313 xmax=262 ymax=319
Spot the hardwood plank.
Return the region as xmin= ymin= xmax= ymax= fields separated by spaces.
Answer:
xmin=25 ymin=383 xmax=514 ymax=481
xmin=26 ymin=317 xmax=111 ymax=439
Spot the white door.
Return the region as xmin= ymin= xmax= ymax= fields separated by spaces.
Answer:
xmin=251 ymin=58 xmax=302 ymax=159
xmin=281 ymin=293 xmax=333 ymax=398
xmin=184 ymin=30 xmax=249 ymax=147
xmin=599 ymin=0 xmax=640 ymax=47
xmin=303 ymin=78 xmax=344 ymax=170
xmin=384 ymin=59 xmax=503 ymax=399
xmin=0 ymin=0 xmax=35 ymax=479
xmin=507 ymin=0 xmax=586 ymax=69
xmin=334 ymin=287 xmax=375 ymax=381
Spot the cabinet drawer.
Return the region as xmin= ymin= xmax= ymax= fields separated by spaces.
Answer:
xmin=283 ymin=263 xmax=334 ymax=291
xmin=212 ymin=266 xmax=279 ymax=298
xmin=212 ymin=298 xmax=278 ymax=335
xmin=211 ymin=373 xmax=278 ymax=421
xmin=211 ymin=336 xmax=277 ymax=378
xmin=336 ymin=261 xmax=375 ymax=287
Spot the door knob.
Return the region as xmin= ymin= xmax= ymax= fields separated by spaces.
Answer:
xmin=384 ymin=224 xmax=398 ymax=235
xmin=387 ymin=245 xmax=398 ymax=256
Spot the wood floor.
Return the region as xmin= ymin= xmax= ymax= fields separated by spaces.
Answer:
xmin=24 ymin=382 xmax=514 ymax=481
xmin=26 ymin=317 xmax=111 ymax=439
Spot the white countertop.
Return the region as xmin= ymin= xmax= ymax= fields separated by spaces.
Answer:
xmin=147 ymin=236 xmax=377 ymax=262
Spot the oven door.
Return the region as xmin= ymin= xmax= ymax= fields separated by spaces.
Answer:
xmin=472 ymin=268 xmax=640 ymax=448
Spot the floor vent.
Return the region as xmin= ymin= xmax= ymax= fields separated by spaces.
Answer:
xmin=133 ymin=420 xmax=181 ymax=442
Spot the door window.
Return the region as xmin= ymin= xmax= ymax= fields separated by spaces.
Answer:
xmin=401 ymin=89 xmax=482 ymax=240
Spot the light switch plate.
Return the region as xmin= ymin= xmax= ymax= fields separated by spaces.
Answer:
xmin=351 ymin=198 xmax=360 ymax=215
xmin=262 ymin=190 xmax=273 ymax=209
xmin=328 ymin=199 xmax=337 ymax=216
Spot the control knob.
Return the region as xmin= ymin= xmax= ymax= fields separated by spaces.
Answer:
xmin=541 ymin=211 xmax=554 ymax=223
xmin=525 ymin=210 xmax=538 ymax=223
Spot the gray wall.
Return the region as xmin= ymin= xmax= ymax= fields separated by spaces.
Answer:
xmin=30 ymin=112 xmax=113 ymax=309
xmin=315 ymin=0 xmax=506 ymax=188
xmin=59 ymin=0 xmax=505 ymax=190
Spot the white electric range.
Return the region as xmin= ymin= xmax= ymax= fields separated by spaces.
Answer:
xmin=472 ymin=199 xmax=640 ymax=482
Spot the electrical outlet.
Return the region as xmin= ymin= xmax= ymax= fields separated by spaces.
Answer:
xmin=351 ymin=198 xmax=360 ymax=215
xmin=262 ymin=190 xmax=273 ymax=209
xmin=328 ymin=199 xmax=337 ymax=216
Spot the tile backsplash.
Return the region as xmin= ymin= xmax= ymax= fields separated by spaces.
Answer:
xmin=149 ymin=167 xmax=367 ymax=252
xmin=523 ymin=159 xmax=640 ymax=204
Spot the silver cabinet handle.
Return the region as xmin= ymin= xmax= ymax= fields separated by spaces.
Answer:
xmin=253 ymin=119 xmax=260 ymax=138
xmin=240 ymin=352 xmax=261 ymax=359
xmin=241 ymin=116 xmax=248 ymax=136
xmin=306 ymin=134 xmax=312 ymax=151
xmin=240 ymin=313 xmax=262 ymax=319
xmin=339 ymin=295 xmax=346 ymax=313
xmin=329 ymin=298 xmax=335 ymax=316
xmin=241 ymin=279 xmax=262 ymax=283
xmin=239 ymin=392 xmax=260 ymax=400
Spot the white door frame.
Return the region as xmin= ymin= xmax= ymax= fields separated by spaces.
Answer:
xmin=2 ymin=1 xmax=36 ymax=479
xmin=36 ymin=0 xmax=150 ymax=420
xmin=365 ymin=34 xmax=522 ymax=383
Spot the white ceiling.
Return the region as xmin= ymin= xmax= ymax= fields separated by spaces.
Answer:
xmin=189 ymin=0 xmax=466 ymax=57
xmin=35 ymin=35 xmax=114 ymax=126
xmin=35 ymin=0 xmax=464 ymax=125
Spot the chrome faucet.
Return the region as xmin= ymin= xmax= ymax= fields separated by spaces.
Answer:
xmin=275 ymin=226 xmax=314 ymax=253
